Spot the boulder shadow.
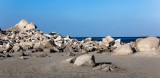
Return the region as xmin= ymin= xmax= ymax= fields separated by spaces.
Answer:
xmin=95 ymin=62 xmax=112 ymax=66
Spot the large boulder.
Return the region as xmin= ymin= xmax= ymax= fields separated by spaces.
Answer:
xmin=113 ymin=39 xmax=122 ymax=48
xmin=74 ymin=54 xmax=95 ymax=67
xmin=16 ymin=19 xmax=37 ymax=30
xmin=16 ymin=19 xmax=29 ymax=29
xmin=113 ymin=44 xmax=133 ymax=55
xmin=54 ymin=35 xmax=64 ymax=47
xmin=102 ymin=36 xmax=114 ymax=47
xmin=136 ymin=37 xmax=159 ymax=52
xmin=24 ymin=23 xmax=37 ymax=30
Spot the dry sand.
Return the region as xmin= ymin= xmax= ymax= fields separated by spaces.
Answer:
xmin=0 ymin=52 xmax=160 ymax=78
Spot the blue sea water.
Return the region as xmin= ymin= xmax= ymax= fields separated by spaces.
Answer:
xmin=72 ymin=37 xmax=142 ymax=43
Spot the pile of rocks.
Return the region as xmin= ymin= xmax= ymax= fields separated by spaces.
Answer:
xmin=0 ymin=19 xmax=63 ymax=55
xmin=1 ymin=19 xmax=160 ymax=58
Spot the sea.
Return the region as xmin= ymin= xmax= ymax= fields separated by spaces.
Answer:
xmin=72 ymin=37 xmax=143 ymax=43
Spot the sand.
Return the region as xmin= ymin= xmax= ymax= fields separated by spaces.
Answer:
xmin=0 ymin=52 xmax=160 ymax=78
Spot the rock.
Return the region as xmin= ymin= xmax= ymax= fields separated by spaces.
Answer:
xmin=51 ymin=46 xmax=60 ymax=52
xmin=12 ymin=45 xmax=20 ymax=52
xmin=98 ymin=42 xmax=108 ymax=49
xmin=92 ymin=65 xmax=102 ymax=70
xmin=67 ymin=52 xmax=76 ymax=56
xmin=43 ymin=48 xmax=51 ymax=53
xmin=92 ymin=64 xmax=108 ymax=70
xmin=102 ymin=36 xmax=114 ymax=47
xmin=24 ymin=23 xmax=37 ymax=30
xmin=113 ymin=39 xmax=122 ymax=48
xmin=74 ymin=54 xmax=95 ymax=67
xmin=16 ymin=19 xmax=37 ymax=30
xmin=36 ymin=53 xmax=48 ymax=57
xmin=16 ymin=19 xmax=29 ymax=29
xmin=113 ymin=44 xmax=133 ymax=55
xmin=54 ymin=35 xmax=64 ymax=47
xmin=136 ymin=37 xmax=159 ymax=52
xmin=33 ymin=42 xmax=41 ymax=49
xmin=55 ymin=41 xmax=63 ymax=47
xmin=20 ymin=42 xmax=33 ymax=48
xmin=92 ymin=64 xmax=112 ymax=72
xmin=54 ymin=35 xmax=63 ymax=41
xmin=84 ymin=38 xmax=93 ymax=42
xmin=3 ymin=43 xmax=11 ymax=52
xmin=64 ymin=35 xmax=71 ymax=41
xmin=40 ymin=41 xmax=55 ymax=48
xmin=130 ymin=42 xmax=136 ymax=48
xmin=40 ymin=41 xmax=59 ymax=52
xmin=61 ymin=57 xmax=76 ymax=63
xmin=101 ymin=67 xmax=110 ymax=72
xmin=82 ymin=41 xmax=98 ymax=52
xmin=84 ymin=46 xmax=94 ymax=52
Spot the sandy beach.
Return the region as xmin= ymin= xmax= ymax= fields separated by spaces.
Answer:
xmin=0 ymin=52 xmax=160 ymax=78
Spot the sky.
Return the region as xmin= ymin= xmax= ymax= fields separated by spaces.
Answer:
xmin=0 ymin=0 xmax=160 ymax=37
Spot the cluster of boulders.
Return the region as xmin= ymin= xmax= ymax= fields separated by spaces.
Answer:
xmin=0 ymin=19 xmax=160 ymax=58
xmin=61 ymin=54 xmax=119 ymax=72
xmin=112 ymin=37 xmax=160 ymax=56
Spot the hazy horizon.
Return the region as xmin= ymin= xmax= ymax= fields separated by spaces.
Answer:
xmin=0 ymin=0 xmax=160 ymax=37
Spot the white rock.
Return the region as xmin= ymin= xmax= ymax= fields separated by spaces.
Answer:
xmin=33 ymin=42 xmax=41 ymax=49
xmin=13 ymin=45 xmax=20 ymax=52
xmin=54 ymin=36 xmax=63 ymax=41
xmin=55 ymin=41 xmax=63 ymax=47
xmin=113 ymin=44 xmax=133 ymax=55
xmin=20 ymin=42 xmax=33 ymax=47
xmin=113 ymin=39 xmax=122 ymax=48
xmin=102 ymin=36 xmax=114 ymax=47
xmin=16 ymin=19 xmax=29 ymax=29
xmin=16 ymin=19 xmax=37 ymax=30
xmin=24 ymin=23 xmax=37 ymax=30
xmin=74 ymin=54 xmax=95 ymax=67
xmin=136 ymin=37 xmax=159 ymax=52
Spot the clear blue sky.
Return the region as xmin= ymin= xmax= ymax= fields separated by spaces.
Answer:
xmin=0 ymin=0 xmax=160 ymax=37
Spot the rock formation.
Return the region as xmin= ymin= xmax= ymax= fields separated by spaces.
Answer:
xmin=135 ymin=37 xmax=159 ymax=52
xmin=0 ymin=19 xmax=160 ymax=58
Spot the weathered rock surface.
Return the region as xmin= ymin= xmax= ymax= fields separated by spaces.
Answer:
xmin=135 ymin=37 xmax=159 ymax=52
xmin=15 ymin=19 xmax=37 ymax=30
xmin=1 ymin=19 xmax=160 ymax=58
xmin=74 ymin=54 xmax=95 ymax=67
xmin=102 ymin=36 xmax=114 ymax=47
xmin=113 ymin=44 xmax=133 ymax=55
